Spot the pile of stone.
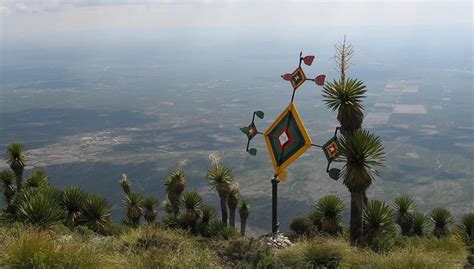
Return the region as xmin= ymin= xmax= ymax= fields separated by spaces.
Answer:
xmin=262 ymin=232 xmax=292 ymax=249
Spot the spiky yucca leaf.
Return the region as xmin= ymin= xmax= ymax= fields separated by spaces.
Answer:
xmin=430 ymin=208 xmax=454 ymax=238
xmin=0 ymin=169 xmax=17 ymax=205
xmin=61 ymin=187 xmax=87 ymax=227
xmin=322 ymin=78 xmax=366 ymax=133
xmin=5 ymin=143 xmax=26 ymax=171
xmin=206 ymin=166 xmax=233 ymax=195
xmin=17 ymin=192 xmax=63 ymax=228
xmin=142 ymin=195 xmax=158 ymax=223
xmin=412 ymin=212 xmax=431 ymax=236
xmin=455 ymin=213 xmax=474 ymax=244
xmin=310 ymin=195 xmax=344 ymax=235
xmin=79 ymin=195 xmax=111 ymax=233
xmin=201 ymin=204 xmax=216 ymax=223
xmin=338 ymin=129 xmax=385 ymax=192
xmin=363 ymin=200 xmax=395 ymax=241
xmin=393 ymin=195 xmax=416 ymax=235
xmin=123 ymin=192 xmax=143 ymax=226
xmin=25 ymin=170 xmax=49 ymax=188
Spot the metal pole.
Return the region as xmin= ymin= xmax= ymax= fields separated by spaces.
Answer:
xmin=271 ymin=175 xmax=280 ymax=233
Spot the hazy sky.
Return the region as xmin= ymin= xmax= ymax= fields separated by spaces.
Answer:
xmin=1 ymin=0 xmax=472 ymax=38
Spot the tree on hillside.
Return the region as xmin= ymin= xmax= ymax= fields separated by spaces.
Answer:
xmin=239 ymin=200 xmax=250 ymax=236
xmin=165 ymin=170 xmax=186 ymax=216
xmin=207 ymin=165 xmax=233 ymax=227
xmin=5 ymin=143 xmax=26 ymax=192
xmin=227 ymin=185 xmax=240 ymax=228
xmin=338 ymin=129 xmax=385 ymax=244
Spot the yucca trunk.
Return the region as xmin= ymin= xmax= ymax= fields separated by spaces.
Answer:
xmin=229 ymin=207 xmax=236 ymax=228
xmin=66 ymin=211 xmax=80 ymax=227
xmin=240 ymin=215 xmax=248 ymax=236
xmin=219 ymin=193 xmax=228 ymax=227
xmin=350 ymin=190 xmax=365 ymax=244
xmin=13 ymin=167 xmax=24 ymax=192
xmin=169 ymin=193 xmax=180 ymax=215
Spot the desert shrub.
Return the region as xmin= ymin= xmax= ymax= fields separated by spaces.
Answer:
xmin=118 ymin=226 xmax=218 ymax=268
xmin=16 ymin=190 xmax=64 ymax=228
xmin=215 ymin=237 xmax=274 ymax=268
xmin=0 ymin=229 xmax=103 ymax=268
xmin=290 ymin=216 xmax=314 ymax=236
xmin=277 ymin=236 xmax=348 ymax=269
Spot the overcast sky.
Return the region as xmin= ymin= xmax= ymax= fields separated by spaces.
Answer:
xmin=1 ymin=0 xmax=472 ymax=38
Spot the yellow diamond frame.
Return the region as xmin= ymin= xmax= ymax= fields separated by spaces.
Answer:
xmin=264 ymin=103 xmax=312 ymax=178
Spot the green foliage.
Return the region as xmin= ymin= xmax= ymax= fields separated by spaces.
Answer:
xmin=363 ymin=200 xmax=395 ymax=251
xmin=207 ymin=165 xmax=233 ymax=195
xmin=322 ymin=78 xmax=366 ymax=133
xmin=412 ymin=212 xmax=431 ymax=236
xmin=290 ymin=216 xmax=314 ymax=236
xmin=455 ymin=212 xmax=474 ymax=245
xmin=430 ymin=207 xmax=454 ymax=238
xmin=277 ymin=236 xmax=347 ymax=269
xmin=201 ymin=204 xmax=216 ymax=223
xmin=180 ymin=191 xmax=203 ymax=231
xmin=79 ymin=194 xmax=111 ymax=234
xmin=25 ymin=170 xmax=49 ymax=188
xmin=309 ymin=194 xmax=344 ymax=235
xmin=393 ymin=195 xmax=416 ymax=236
xmin=0 ymin=169 xmax=17 ymax=206
xmin=338 ymin=129 xmax=385 ymax=192
xmin=141 ymin=195 xmax=158 ymax=223
xmin=61 ymin=186 xmax=87 ymax=227
xmin=162 ymin=198 xmax=173 ymax=214
xmin=205 ymin=219 xmax=226 ymax=237
xmin=219 ymin=227 xmax=240 ymax=240
xmin=216 ymin=237 xmax=274 ymax=268
xmin=164 ymin=169 xmax=186 ymax=215
xmin=16 ymin=190 xmax=64 ymax=228
xmin=0 ymin=229 xmax=102 ymax=269
xmin=123 ymin=192 xmax=143 ymax=227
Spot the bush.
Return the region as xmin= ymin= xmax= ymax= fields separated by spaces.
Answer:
xmin=290 ymin=216 xmax=314 ymax=236
xmin=219 ymin=226 xmax=240 ymax=240
xmin=0 ymin=229 xmax=103 ymax=268
xmin=16 ymin=190 xmax=64 ymax=228
xmin=277 ymin=236 xmax=347 ymax=269
xmin=215 ymin=237 xmax=274 ymax=268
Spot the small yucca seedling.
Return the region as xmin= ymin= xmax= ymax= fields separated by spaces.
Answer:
xmin=123 ymin=192 xmax=143 ymax=227
xmin=25 ymin=170 xmax=49 ymax=188
xmin=61 ymin=186 xmax=87 ymax=227
xmin=142 ymin=195 xmax=158 ymax=223
xmin=17 ymin=192 xmax=64 ymax=228
xmin=412 ymin=212 xmax=431 ymax=236
xmin=363 ymin=200 xmax=395 ymax=241
xmin=455 ymin=212 xmax=474 ymax=244
xmin=393 ymin=195 xmax=416 ymax=236
xmin=79 ymin=195 xmax=111 ymax=233
xmin=310 ymin=195 xmax=344 ymax=235
xmin=430 ymin=207 xmax=454 ymax=238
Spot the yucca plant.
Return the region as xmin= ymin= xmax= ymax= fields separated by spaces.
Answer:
xmin=338 ymin=129 xmax=385 ymax=243
xmin=180 ymin=191 xmax=203 ymax=231
xmin=0 ymin=169 xmax=17 ymax=209
xmin=207 ymin=165 xmax=233 ymax=226
xmin=227 ymin=186 xmax=240 ymax=228
xmin=239 ymin=200 xmax=250 ymax=236
xmin=25 ymin=170 xmax=49 ymax=188
xmin=165 ymin=170 xmax=186 ymax=215
xmin=5 ymin=143 xmax=26 ymax=192
xmin=363 ymin=200 xmax=395 ymax=242
xmin=201 ymin=204 xmax=216 ymax=224
xmin=162 ymin=199 xmax=173 ymax=215
xmin=456 ymin=213 xmax=474 ymax=245
xmin=16 ymin=191 xmax=64 ymax=228
xmin=123 ymin=192 xmax=143 ymax=227
xmin=393 ymin=195 xmax=416 ymax=236
xmin=310 ymin=195 xmax=344 ymax=235
xmin=119 ymin=174 xmax=132 ymax=195
xmin=61 ymin=186 xmax=87 ymax=227
xmin=322 ymin=78 xmax=366 ymax=135
xmin=430 ymin=207 xmax=454 ymax=238
xmin=142 ymin=195 xmax=158 ymax=224
xmin=412 ymin=212 xmax=431 ymax=236
xmin=79 ymin=194 xmax=111 ymax=233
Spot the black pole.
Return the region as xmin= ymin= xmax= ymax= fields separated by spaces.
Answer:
xmin=271 ymin=175 xmax=280 ymax=233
